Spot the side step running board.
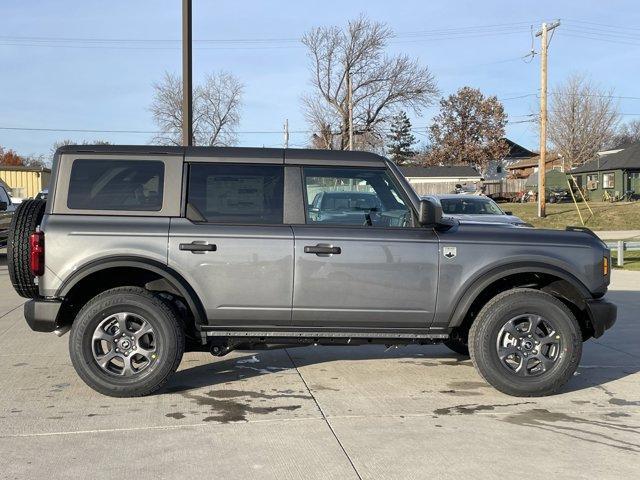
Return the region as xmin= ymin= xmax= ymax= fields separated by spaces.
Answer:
xmin=201 ymin=330 xmax=449 ymax=340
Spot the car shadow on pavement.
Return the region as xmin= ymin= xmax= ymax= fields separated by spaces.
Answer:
xmin=165 ymin=289 xmax=640 ymax=397
xmin=0 ymin=252 xmax=7 ymax=267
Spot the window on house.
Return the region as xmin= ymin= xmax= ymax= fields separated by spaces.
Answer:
xmin=602 ymin=173 xmax=615 ymax=189
xmin=586 ymin=174 xmax=599 ymax=190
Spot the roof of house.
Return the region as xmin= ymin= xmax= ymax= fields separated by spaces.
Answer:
xmin=400 ymin=165 xmax=481 ymax=178
xmin=507 ymin=153 xmax=561 ymax=170
xmin=505 ymin=139 xmax=536 ymax=159
xmin=572 ymin=142 xmax=640 ymax=173
xmin=0 ymin=165 xmax=51 ymax=173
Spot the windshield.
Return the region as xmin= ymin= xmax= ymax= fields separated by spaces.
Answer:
xmin=440 ymin=197 xmax=504 ymax=215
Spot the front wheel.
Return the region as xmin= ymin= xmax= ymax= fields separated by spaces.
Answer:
xmin=469 ymin=289 xmax=582 ymax=397
xmin=69 ymin=287 xmax=185 ymax=397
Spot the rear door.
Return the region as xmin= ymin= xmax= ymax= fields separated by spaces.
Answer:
xmin=168 ymin=161 xmax=294 ymax=327
xmin=291 ymin=166 xmax=439 ymax=329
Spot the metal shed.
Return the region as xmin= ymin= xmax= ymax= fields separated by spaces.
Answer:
xmin=0 ymin=165 xmax=51 ymax=199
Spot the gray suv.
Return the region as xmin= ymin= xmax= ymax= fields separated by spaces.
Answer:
xmin=7 ymin=145 xmax=616 ymax=397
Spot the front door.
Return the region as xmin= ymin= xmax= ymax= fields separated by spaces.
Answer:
xmin=168 ymin=163 xmax=293 ymax=327
xmin=292 ymin=166 xmax=439 ymax=329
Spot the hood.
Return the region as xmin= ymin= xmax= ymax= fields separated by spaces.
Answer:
xmin=445 ymin=213 xmax=527 ymax=225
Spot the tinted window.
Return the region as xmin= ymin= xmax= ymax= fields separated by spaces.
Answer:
xmin=440 ymin=197 xmax=504 ymax=215
xmin=304 ymin=167 xmax=411 ymax=227
xmin=68 ymin=160 xmax=164 ymax=211
xmin=188 ymin=163 xmax=284 ymax=224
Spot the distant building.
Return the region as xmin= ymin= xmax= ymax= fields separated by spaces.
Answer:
xmin=0 ymin=165 xmax=51 ymax=199
xmin=485 ymin=139 xmax=536 ymax=180
xmin=400 ymin=165 xmax=482 ymax=184
xmin=571 ymin=143 xmax=640 ymax=198
xmin=507 ymin=153 xmax=564 ymax=179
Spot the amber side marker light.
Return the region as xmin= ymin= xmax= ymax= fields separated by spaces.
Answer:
xmin=603 ymin=256 xmax=609 ymax=276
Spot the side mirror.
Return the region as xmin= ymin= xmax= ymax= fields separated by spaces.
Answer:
xmin=0 ymin=201 xmax=7 ymax=212
xmin=418 ymin=199 xmax=442 ymax=226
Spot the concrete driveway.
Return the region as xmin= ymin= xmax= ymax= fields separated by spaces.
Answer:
xmin=0 ymin=252 xmax=638 ymax=479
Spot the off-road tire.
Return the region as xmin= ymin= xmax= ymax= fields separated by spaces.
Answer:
xmin=69 ymin=287 xmax=185 ymax=397
xmin=469 ymin=288 xmax=582 ymax=397
xmin=7 ymin=199 xmax=46 ymax=298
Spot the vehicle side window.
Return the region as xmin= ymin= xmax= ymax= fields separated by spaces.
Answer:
xmin=67 ymin=160 xmax=164 ymax=211
xmin=0 ymin=187 xmax=9 ymax=204
xmin=187 ymin=163 xmax=284 ymax=224
xmin=303 ymin=167 xmax=411 ymax=227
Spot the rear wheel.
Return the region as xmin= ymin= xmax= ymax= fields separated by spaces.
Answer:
xmin=469 ymin=288 xmax=582 ymax=397
xmin=69 ymin=287 xmax=185 ymax=397
xmin=7 ymin=199 xmax=46 ymax=298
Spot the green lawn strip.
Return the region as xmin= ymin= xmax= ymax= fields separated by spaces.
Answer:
xmin=506 ymin=202 xmax=640 ymax=230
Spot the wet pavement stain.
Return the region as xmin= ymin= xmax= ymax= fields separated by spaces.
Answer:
xmin=434 ymin=402 xmax=534 ymax=416
xmin=609 ymin=398 xmax=640 ymax=406
xmin=166 ymin=412 xmax=186 ymax=420
xmin=503 ymin=408 xmax=640 ymax=453
xmin=438 ymin=389 xmax=482 ymax=397
xmin=177 ymin=389 xmax=306 ymax=423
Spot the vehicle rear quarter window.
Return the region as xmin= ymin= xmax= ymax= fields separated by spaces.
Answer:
xmin=187 ymin=163 xmax=284 ymax=224
xmin=67 ymin=160 xmax=164 ymax=211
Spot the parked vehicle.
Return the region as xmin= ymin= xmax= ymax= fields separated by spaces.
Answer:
xmin=8 ymin=145 xmax=616 ymax=397
xmin=0 ymin=184 xmax=15 ymax=247
xmin=35 ymin=188 xmax=48 ymax=201
xmin=425 ymin=194 xmax=531 ymax=227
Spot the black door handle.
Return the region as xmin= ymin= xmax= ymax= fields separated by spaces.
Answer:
xmin=179 ymin=242 xmax=217 ymax=253
xmin=304 ymin=245 xmax=341 ymax=255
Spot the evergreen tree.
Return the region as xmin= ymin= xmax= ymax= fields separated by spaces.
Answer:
xmin=386 ymin=111 xmax=417 ymax=164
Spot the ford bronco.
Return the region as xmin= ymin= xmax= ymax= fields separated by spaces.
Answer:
xmin=7 ymin=145 xmax=616 ymax=397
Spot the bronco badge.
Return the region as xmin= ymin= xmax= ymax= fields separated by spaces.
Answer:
xmin=443 ymin=246 xmax=457 ymax=259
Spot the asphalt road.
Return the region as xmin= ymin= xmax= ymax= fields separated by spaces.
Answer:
xmin=0 ymin=253 xmax=639 ymax=479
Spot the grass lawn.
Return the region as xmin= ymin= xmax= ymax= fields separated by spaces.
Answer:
xmin=612 ymin=250 xmax=640 ymax=271
xmin=506 ymin=201 xmax=640 ymax=231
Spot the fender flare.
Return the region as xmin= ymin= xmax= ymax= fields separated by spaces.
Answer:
xmin=57 ymin=256 xmax=207 ymax=328
xmin=447 ymin=262 xmax=591 ymax=328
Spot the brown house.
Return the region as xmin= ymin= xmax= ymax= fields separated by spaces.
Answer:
xmin=507 ymin=153 xmax=564 ymax=179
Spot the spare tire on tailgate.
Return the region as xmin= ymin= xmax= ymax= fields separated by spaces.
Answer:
xmin=8 ymin=199 xmax=46 ymax=298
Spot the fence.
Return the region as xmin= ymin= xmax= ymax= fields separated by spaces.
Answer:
xmin=482 ymin=179 xmax=528 ymax=196
xmin=606 ymin=241 xmax=640 ymax=267
xmin=407 ymin=178 xmax=528 ymax=197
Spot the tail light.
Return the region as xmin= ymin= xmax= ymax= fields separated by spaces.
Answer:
xmin=29 ymin=230 xmax=45 ymax=277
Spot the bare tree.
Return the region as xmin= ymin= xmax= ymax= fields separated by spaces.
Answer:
xmin=548 ymin=74 xmax=619 ymax=167
xmin=428 ymin=87 xmax=509 ymax=174
xmin=609 ymin=119 xmax=640 ymax=149
xmin=150 ymin=71 xmax=243 ymax=146
xmin=302 ymin=15 xmax=438 ymax=151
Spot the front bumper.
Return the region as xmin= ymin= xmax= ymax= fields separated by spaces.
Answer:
xmin=585 ymin=298 xmax=617 ymax=338
xmin=24 ymin=298 xmax=63 ymax=332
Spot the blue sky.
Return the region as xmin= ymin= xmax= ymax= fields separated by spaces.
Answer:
xmin=2 ymin=0 xmax=640 ymax=159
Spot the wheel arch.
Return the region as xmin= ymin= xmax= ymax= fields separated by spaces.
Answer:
xmin=447 ymin=262 xmax=594 ymax=338
xmin=57 ymin=256 xmax=207 ymax=330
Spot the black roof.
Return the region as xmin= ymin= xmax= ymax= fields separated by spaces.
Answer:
xmin=505 ymin=139 xmax=536 ymax=159
xmin=400 ymin=165 xmax=481 ymax=178
xmin=572 ymin=143 xmax=640 ymax=173
xmin=54 ymin=144 xmax=387 ymax=165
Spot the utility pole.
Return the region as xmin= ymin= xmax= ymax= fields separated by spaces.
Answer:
xmin=283 ymin=119 xmax=289 ymax=149
xmin=181 ymin=0 xmax=193 ymax=146
xmin=535 ymin=19 xmax=560 ymax=217
xmin=347 ymin=68 xmax=354 ymax=150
